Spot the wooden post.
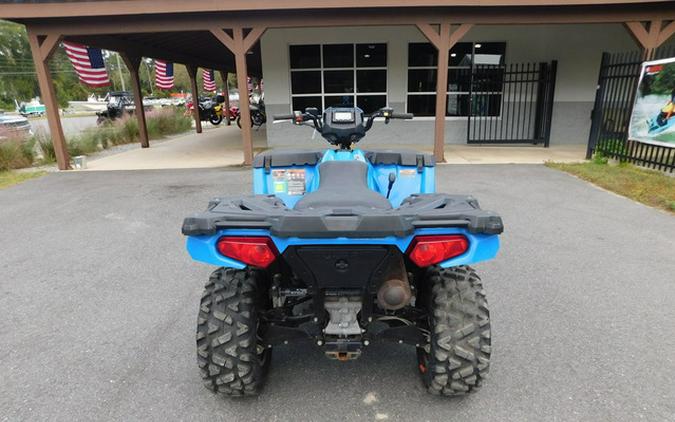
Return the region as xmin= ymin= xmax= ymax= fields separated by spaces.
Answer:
xmin=186 ymin=65 xmax=202 ymax=134
xmin=210 ymin=26 xmax=266 ymax=165
xmin=27 ymin=31 xmax=70 ymax=170
xmin=219 ymin=70 xmax=232 ymax=126
xmin=233 ymin=30 xmax=254 ymax=165
xmin=120 ymin=53 xmax=149 ymax=148
xmin=625 ymin=20 xmax=675 ymax=60
xmin=434 ymin=24 xmax=450 ymax=163
xmin=416 ymin=23 xmax=473 ymax=162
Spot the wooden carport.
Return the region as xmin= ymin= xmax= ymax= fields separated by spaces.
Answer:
xmin=1 ymin=0 xmax=674 ymax=170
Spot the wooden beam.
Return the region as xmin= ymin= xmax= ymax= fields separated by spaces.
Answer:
xmin=415 ymin=23 xmax=441 ymax=47
xmin=624 ymin=21 xmax=650 ymax=48
xmin=625 ymin=19 xmax=673 ymax=59
xmin=232 ymin=27 xmax=254 ymax=165
xmin=186 ymin=65 xmax=203 ymax=134
xmin=416 ymin=23 xmax=473 ymax=162
xmin=209 ymin=28 xmax=236 ymax=52
xmin=210 ymin=26 xmax=265 ymax=164
xmin=449 ymin=23 xmax=473 ymax=48
xmin=69 ymin=34 xmax=229 ymax=71
xmin=3 ymin=0 xmax=674 ymax=20
xmin=38 ymin=33 xmax=62 ymax=60
xmin=657 ymin=20 xmax=675 ymax=46
xmin=25 ymin=7 xmax=675 ymax=37
xmin=433 ymin=23 xmax=450 ymax=162
xmin=27 ymin=29 xmax=70 ymax=170
xmin=120 ymin=52 xmax=150 ymax=148
xmin=243 ymin=26 xmax=267 ymax=51
xmin=646 ymin=19 xmax=662 ymax=57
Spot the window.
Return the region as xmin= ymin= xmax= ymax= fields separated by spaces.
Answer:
xmin=406 ymin=42 xmax=506 ymax=117
xmin=289 ymin=43 xmax=387 ymax=114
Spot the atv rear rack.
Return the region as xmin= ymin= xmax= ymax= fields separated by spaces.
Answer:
xmin=182 ymin=193 xmax=503 ymax=238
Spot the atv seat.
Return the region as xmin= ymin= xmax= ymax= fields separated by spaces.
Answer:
xmin=294 ymin=160 xmax=392 ymax=211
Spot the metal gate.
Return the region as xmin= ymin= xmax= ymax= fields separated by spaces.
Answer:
xmin=467 ymin=61 xmax=557 ymax=146
xmin=587 ymin=47 xmax=675 ymax=173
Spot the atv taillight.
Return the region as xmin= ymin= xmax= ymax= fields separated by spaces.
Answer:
xmin=216 ymin=236 xmax=279 ymax=268
xmin=407 ymin=235 xmax=469 ymax=267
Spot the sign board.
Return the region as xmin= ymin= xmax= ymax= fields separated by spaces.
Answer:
xmin=628 ymin=56 xmax=675 ymax=148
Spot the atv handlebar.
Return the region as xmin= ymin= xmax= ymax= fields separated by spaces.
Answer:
xmin=363 ymin=108 xmax=413 ymax=131
xmin=273 ymin=107 xmax=411 ymax=149
xmin=274 ymin=110 xmax=323 ymax=131
xmin=272 ymin=114 xmax=295 ymax=121
xmin=389 ymin=113 xmax=414 ymax=120
xmin=274 ymin=107 xmax=412 ymax=131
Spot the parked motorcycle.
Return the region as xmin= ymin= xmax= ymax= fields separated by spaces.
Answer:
xmin=236 ymin=92 xmax=266 ymax=129
xmin=227 ymin=105 xmax=240 ymax=122
xmin=186 ymin=95 xmax=226 ymax=125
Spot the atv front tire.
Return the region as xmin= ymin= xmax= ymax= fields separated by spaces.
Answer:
xmin=196 ymin=268 xmax=270 ymax=396
xmin=417 ymin=266 xmax=491 ymax=396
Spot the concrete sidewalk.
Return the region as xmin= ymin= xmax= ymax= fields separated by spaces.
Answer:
xmin=444 ymin=143 xmax=586 ymax=164
xmin=86 ymin=124 xmax=267 ymax=170
xmin=86 ymin=124 xmax=586 ymax=170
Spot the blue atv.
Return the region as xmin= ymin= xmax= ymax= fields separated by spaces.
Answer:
xmin=182 ymin=106 xmax=504 ymax=397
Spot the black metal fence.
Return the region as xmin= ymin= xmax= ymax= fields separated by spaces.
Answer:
xmin=467 ymin=61 xmax=557 ymax=146
xmin=587 ymin=46 xmax=675 ymax=173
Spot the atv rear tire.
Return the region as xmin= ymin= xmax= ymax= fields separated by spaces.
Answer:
xmin=196 ymin=268 xmax=270 ymax=397
xmin=417 ymin=266 xmax=491 ymax=396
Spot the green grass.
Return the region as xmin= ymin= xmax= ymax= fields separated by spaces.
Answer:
xmin=546 ymin=161 xmax=675 ymax=213
xmin=0 ymin=170 xmax=46 ymax=189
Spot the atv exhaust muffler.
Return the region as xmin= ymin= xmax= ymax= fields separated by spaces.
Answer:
xmin=376 ymin=256 xmax=412 ymax=310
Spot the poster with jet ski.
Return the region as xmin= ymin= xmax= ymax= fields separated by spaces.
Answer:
xmin=628 ymin=56 xmax=675 ymax=147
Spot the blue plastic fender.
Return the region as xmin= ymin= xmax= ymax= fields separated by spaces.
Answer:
xmin=252 ymin=148 xmax=435 ymax=208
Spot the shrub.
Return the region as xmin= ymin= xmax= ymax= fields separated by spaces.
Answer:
xmin=0 ymin=138 xmax=34 ymax=171
xmin=36 ymin=133 xmax=56 ymax=164
xmin=145 ymin=106 xmax=192 ymax=139
xmin=119 ymin=115 xmax=140 ymax=142
xmin=10 ymin=106 xmax=192 ymax=170
xmin=592 ymin=150 xmax=608 ymax=165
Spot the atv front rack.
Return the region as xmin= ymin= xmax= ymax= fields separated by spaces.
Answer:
xmin=182 ymin=193 xmax=503 ymax=238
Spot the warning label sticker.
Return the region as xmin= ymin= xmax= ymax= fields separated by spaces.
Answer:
xmin=271 ymin=169 xmax=306 ymax=195
xmin=286 ymin=169 xmax=306 ymax=195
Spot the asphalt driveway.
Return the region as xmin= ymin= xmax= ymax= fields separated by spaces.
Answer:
xmin=1 ymin=165 xmax=674 ymax=421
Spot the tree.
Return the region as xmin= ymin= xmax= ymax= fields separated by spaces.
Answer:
xmin=650 ymin=63 xmax=675 ymax=96
xmin=0 ymin=19 xmax=236 ymax=111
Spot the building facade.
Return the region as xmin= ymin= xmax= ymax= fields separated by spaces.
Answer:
xmin=262 ymin=23 xmax=666 ymax=147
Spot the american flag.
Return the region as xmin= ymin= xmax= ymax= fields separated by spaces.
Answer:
xmin=63 ymin=42 xmax=110 ymax=88
xmin=203 ymin=69 xmax=216 ymax=92
xmin=155 ymin=60 xmax=174 ymax=90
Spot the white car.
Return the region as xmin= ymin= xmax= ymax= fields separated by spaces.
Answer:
xmin=0 ymin=113 xmax=33 ymax=141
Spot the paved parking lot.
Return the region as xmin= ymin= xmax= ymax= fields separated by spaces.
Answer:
xmin=1 ymin=165 xmax=674 ymax=421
